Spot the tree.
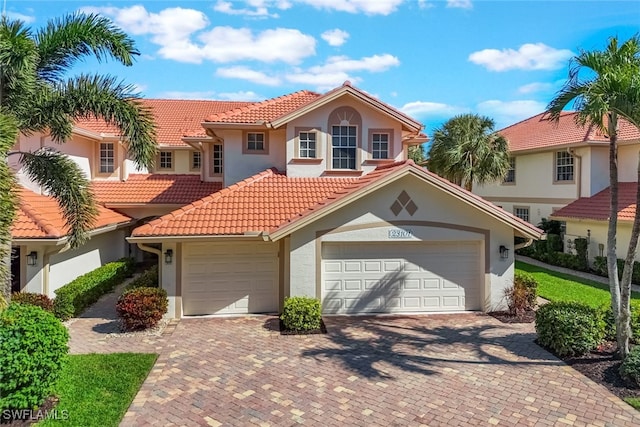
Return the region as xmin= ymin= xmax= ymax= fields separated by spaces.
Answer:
xmin=0 ymin=13 xmax=157 ymax=302
xmin=408 ymin=144 xmax=426 ymax=165
xmin=546 ymin=35 xmax=640 ymax=358
xmin=427 ymin=114 xmax=510 ymax=191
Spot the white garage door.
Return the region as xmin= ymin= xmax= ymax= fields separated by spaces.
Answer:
xmin=322 ymin=242 xmax=481 ymax=314
xmin=182 ymin=242 xmax=279 ymax=316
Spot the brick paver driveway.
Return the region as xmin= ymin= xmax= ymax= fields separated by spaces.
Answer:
xmin=119 ymin=314 xmax=640 ymax=426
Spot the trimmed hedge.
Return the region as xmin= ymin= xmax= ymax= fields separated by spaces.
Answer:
xmin=116 ymin=287 xmax=168 ymax=331
xmin=53 ymin=258 xmax=135 ymax=320
xmin=535 ymin=301 xmax=605 ymax=357
xmin=620 ymin=345 xmax=640 ymax=386
xmin=0 ymin=303 xmax=69 ymax=411
xmin=592 ymin=256 xmax=640 ymax=283
xmin=281 ymin=296 xmax=322 ymax=332
xmin=124 ymin=265 xmax=159 ymax=291
xmin=600 ymin=302 xmax=640 ymax=343
xmin=11 ymin=292 xmax=54 ymax=312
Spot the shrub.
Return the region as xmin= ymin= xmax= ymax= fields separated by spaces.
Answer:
xmin=0 ymin=303 xmax=69 ymax=411
xmin=546 ymin=233 xmax=564 ymax=253
xmin=574 ymin=238 xmax=589 ymax=270
xmin=124 ymin=265 xmax=159 ymax=291
xmin=116 ymin=287 xmax=168 ymax=331
xmin=547 ymin=252 xmax=586 ymax=271
xmin=281 ymin=296 xmax=322 ymax=332
xmin=504 ymin=272 xmax=538 ymax=314
xmin=535 ymin=301 xmax=605 ymax=357
xmin=620 ymin=345 xmax=640 ymax=386
xmin=53 ymin=258 xmax=135 ymax=320
xmin=11 ymin=292 xmax=54 ymax=312
xmin=592 ymin=256 xmax=640 ymax=283
xmin=599 ymin=302 xmax=640 ymax=343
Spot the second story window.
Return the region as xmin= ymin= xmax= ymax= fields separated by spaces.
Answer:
xmin=247 ymin=132 xmax=264 ymax=151
xmin=99 ymin=142 xmax=114 ymax=173
xmin=371 ymin=133 xmax=389 ymax=159
xmin=555 ymin=151 xmax=574 ymax=182
xmin=332 ymin=125 xmax=357 ymax=169
xmin=212 ymin=143 xmax=223 ymax=175
xmin=191 ymin=151 xmax=201 ymax=171
xmin=298 ymin=132 xmax=316 ymax=158
xmin=514 ymin=206 xmax=530 ymax=222
xmin=159 ymin=151 xmax=173 ymax=170
xmin=503 ymin=157 xmax=515 ymax=184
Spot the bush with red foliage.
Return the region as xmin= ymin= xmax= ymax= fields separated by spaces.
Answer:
xmin=11 ymin=292 xmax=54 ymax=312
xmin=116 ymin=287 xmax=168 ymax=331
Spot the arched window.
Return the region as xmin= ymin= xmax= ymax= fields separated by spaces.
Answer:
xmin=327 ymin=107 xmax=362 ymax=170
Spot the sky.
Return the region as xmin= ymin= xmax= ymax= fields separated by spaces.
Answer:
xmin=6 ymin=0 xmax=640 ymax=137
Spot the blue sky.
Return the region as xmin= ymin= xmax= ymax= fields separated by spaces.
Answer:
xmin=7 ymin=0 xmax=640 ymax=135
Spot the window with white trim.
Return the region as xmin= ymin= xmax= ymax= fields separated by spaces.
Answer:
xmin=332 ymin=125 xmax=357 ymax=169
xmin=99 ymin=142 xmax=114 ymax=173
xmin=371 ymin=133 xmax=389 ymax=159
xmin=514 ymin=207 xmax=530 ymax=222
xmin=298 ymin=131 xmax=316 ymax=158
xmin=159 ymin=151 xmax=173 ymax=169
xmin=555 ymin=151 xmax=574 ymax=181
xmin=247 ymin=132 xmax=265 ymax=151
xmin=212 ymin=143 xmax=223 ymax=175
xmin=503 ymin=157 xmax=515 ymax=183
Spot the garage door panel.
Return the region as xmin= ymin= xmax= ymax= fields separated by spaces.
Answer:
xmin=322 ymin=242 xmax=480 ymax=314
xmin=182 ymin=243 xmax=278 ymax=316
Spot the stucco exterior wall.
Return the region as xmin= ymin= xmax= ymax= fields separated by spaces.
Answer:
xmin=154 ymin=149 xmax=199 ymax=175
xmin=564 ymin=219 xmax=640 ymax=264
xmin=618 ymin=145 xmax=640 ymax=183
xmin=288 ymin=174 xmax=515 ymax=311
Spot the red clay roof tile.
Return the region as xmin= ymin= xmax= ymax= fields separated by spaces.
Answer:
xmin=12 ymin=188 xmax=131 ymax=239
xmin=501 ymin=112 xmax=640 ymax=153
xmin=552 ymin=182 xmax=638 ymax=222
xmin=92 ymin=174 xmax=223 ymax=205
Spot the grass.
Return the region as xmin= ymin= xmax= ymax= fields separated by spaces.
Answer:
xmin=625 ymin=397 xmax=640 ymax=410
xmin=516 ymin=261 xmax=640 ymax=308
xmin=40 ymin=353 xmax=157 ymax=427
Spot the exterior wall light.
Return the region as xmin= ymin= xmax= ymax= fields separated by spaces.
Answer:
xmin=499 ymin=245 xmax=509 ymax=259
xmin=27 ymin=251 xmax=38 ymax=266
xmin=164 ymin=249 xmax=173 ymax=265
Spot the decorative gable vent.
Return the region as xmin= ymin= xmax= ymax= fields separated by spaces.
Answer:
xmin=390 ymin=190 xmax=418 ymax=216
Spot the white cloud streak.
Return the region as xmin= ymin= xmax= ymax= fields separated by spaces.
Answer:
xmin=321 ymin=29 xmax=349 ymax=47
xmin=468 ymin=43 xmax=574 ymax=72
xmin=216 ymin=66 xmax=282 ymax=86
xmin=447 ymin=0 xmax=472 ymax=9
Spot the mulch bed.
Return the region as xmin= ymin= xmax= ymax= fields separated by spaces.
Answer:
xmin=0 ymin=397 xmax=59 ymax=426
xmin=279 ymin=318 xmax=327 ymax=335
xmin=489 ymin=310 xmax=536 ymax=323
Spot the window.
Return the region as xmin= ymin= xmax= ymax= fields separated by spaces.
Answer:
xmin=503 ymin=157 xmax=515 ymax=184
xmin=298 ymin=131 xmax=316 ymax=158
xmin=332 ymin=125 xmax=357 ymax=169
xmin=247 ymin=132 xmax=264 ymax=151
xmin=159 ymin=151 xmax=173 ymax=170
xmin=555 ymin=151 xmax=574 ymax=182
xmin=191 ymin=151 xmax=201 ymax=171
xmin=371 ymin=133 xmax=389 ymax=159
xmin=514 ymin=207 xmax=530 ymax=222
xmin=212 ymin=143 xmax=223 ymax=175
xmin=99 ymin=142 xmax=114 ymax=173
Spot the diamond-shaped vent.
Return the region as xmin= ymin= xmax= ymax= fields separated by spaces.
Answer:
xmin=390 ymin=191 xmax=418 ymax=217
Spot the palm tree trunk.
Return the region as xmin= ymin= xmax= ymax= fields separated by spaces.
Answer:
xmin=606 ymin=112 xmax=623 ymax=357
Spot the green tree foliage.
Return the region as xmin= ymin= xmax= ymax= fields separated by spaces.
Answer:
xmin=0 ymin=13 xmax=157 ymax=300
xmin=427 ymin=114 xmax=510 ymax=191
xmin=546 ymin=35 xmax=640 ymax=358
xmin=408 ymin=144 xmax=426 ymax=164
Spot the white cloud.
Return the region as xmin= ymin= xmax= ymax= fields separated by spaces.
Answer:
xmin=517 ymin=82 xmax=553 ymax=94
xmin=321 ymin=29 xmax=349 ymax=47
xmin=131 ymin=83 xmax=148 ymax=94
xmin=83 ymin=5 xmax=315 ymax=64
xmin=286 ymin=70 xmax=358 ymax=90
xmin=5 ymin=11 xmax=36 ymax=23
xmin=418 ymin=0 xmax=434 ymax=9
xmin=159 ymin=91 xmax=218 ymax=100
xmin=447 ymin=0 xmax=472 ymax=9
xmin=400 ymin=101 xmax=467 ymax=117
xmin=296 ymin=0 xmax=404 ymax=15
xmin=213 ymin=0 xmax=279 ymax=17
xmin=216 ymin=66 xmax=281 ymax=86
xmin=217 ymin=91 xmax=264 ymax=101
xmin=468 ymin=43 xmax=574 ymax=72
xmin=476 ymin=100 xmax=546 ymax=128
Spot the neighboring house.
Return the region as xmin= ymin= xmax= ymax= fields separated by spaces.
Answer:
xmin=473 ymin=111 xmax=640 ymax=262
xmin=10 ymin=81 xmax=543 ymax=316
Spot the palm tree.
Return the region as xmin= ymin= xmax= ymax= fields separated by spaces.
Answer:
xmin=427 ymin=114 xmax=510 ymax=191
xmin=0 ymin=13 xmax=157 ymax=302
xmin=547 ymin=35 xmax=640 ymax=358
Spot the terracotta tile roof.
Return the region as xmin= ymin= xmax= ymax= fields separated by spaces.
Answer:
xmin=501 ymin=112 xmax=640 ymax=153
xmin=551 ymin=182 xmax=638 ymax=222
xmin=74 ymin=99 xmax=251 ymax=146
xmin=12 ymin=188 xmax=131 ymax=239
xmin=203 ymin=90 xmax=322 ymax=124
xmin=132 ymin=161 xmax=542 ymax=239
xmin=92 ymin=174 xmax=223 ymax=205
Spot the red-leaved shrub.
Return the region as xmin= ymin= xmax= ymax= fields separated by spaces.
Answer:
xmin=11 ymin=292 xmax=54 ymax=313
xmin=116 ymin=287 xmax=168 ymax=331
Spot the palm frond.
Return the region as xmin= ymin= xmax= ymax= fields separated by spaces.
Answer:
xmin=19 ymin=148 xmax=98 ymax=248
xmin=0 ymin=112 xmax=18 ymax=290
xmin=0 ymin=17 xmax=38 ymax=112
xmin=36 ymin=13 xmax=138 ymax=83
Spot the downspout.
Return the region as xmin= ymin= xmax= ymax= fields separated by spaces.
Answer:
xmin=136 ymin=243 xmax=162 ymax=285
xmin=515 ymin=238 xmax=535 ymax=250
xmin=568 ymin=147 xmax=582 ymax=199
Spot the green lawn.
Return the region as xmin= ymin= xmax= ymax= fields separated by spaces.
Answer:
xmin=40 ymin=353 xmax=157 ymax=427
xmin=516 ymin=261 xmax=640 ymax=308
